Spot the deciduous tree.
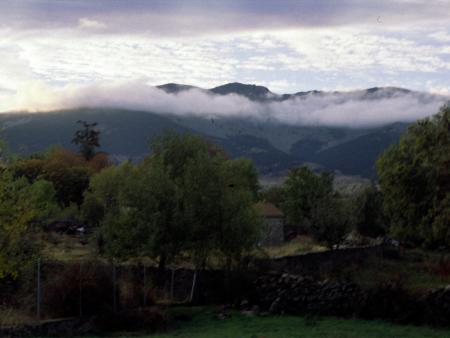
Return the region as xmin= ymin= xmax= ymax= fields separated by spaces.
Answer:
xmin=377 ymin=105 xmax=450 ymax=247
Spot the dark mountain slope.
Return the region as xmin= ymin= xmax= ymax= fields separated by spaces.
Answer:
xmin=210 ymin=82 xmax=272 ymax=101
xmin=305 ymin=124 xmax=408 ymax=177
xmin=0 ymin=108 xmax=189 ymax=160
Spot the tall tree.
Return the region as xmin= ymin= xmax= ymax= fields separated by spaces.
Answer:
xmin=351 ymin=185 xmax=386 ymax=238
xmin=72 ymin=120 xmax=100 ymax=160
xmin=377 ymin=105 xmax=450 ymax=247
xmin=311 ymin=196 xmax=349 ymax=249
xmin=0 ymin=173 xmax=59 ymax=279
xmin=86 ymin=133 xmax=262 ymax=270
xmin=282 ymin=165 xmax=334 ymax=228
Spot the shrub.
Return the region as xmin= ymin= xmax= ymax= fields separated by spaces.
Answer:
xmin=43 ymin=261 xmax=114 ymax=317
xmin=423 ymin=255 xmax=450 ymax=278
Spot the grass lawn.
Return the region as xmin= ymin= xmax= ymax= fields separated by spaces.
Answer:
xmin=20 ymin=306 xmax=450 ymax=338
xmin=353 ymin=249 xmax=450 ymax=290
xmin=146 ymin=308 xmax=450 ymax=338
xmin=68 ymin=307 xmax=450 ymax=338
xmin=257 ymin=235 xmax=327 ymax=258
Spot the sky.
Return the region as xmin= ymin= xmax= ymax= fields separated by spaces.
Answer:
xmin=1 ymin=0 xmax=450 ymax=125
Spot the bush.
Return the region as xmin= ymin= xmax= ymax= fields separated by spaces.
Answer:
xmin=424 ymin=255 xmax=450 ymax=278
xmin=360 ymin=276 xmax=422 ymax=324
xmin=92 ymin=307 xmax=167 ymax=333
xmin=43 ymin=261 xmax=114 ymax=317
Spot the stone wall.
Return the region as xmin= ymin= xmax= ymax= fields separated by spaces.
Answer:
xmin=252 ymin=272 xmax=450 ymax=327
xmin=254 ymin=245 xmax=386 ymax=277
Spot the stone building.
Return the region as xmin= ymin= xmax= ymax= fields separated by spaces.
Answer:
xmin=256 ymin=202 xmax=284 ymax=246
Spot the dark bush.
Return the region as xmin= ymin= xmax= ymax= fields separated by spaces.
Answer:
xmin=43 ymin=261 xmax=114 ymax=317
xmin=359 ymin=276 xmax=422 ymax=324
xmin=92 ymin=307 xmax=167 ymax=333
xmin=382 ymin=246 xmax=401 ymax=260
xmin=424 ymin=255 xmax=450 ymax=278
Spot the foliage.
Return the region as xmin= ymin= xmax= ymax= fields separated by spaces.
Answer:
xmin=40 ymin=150 xmax=92 ymax=207
xmin=11 ymin=148 xmax=111 ymax=207
xmin=351 ymin=185 xmax=386 ymax=238
xmin=43 ymin=261 xmax=114 ymax=317
xmin=0 ymin=172 xmax=59 ymax=279
xmin=85 ymin=133 xmax=262 ymax=270
xmin=377 ymin=105 xmax=450 ymax=247
xmin=282 ymin=166 xmax=334 ymax=228
xmin=260 ymin=185 xmax=285 ymax=208
xmin=72 ymin=120 xmax=101 ymax=160
xmin=311 ymin=197 xmax=350 ymax=249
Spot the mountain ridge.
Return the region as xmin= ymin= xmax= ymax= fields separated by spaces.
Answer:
xmin=152 ymin=82 xmax=444 ymax=102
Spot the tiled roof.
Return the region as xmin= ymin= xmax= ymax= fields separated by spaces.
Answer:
xmin=256 ymin=202 xmax=284 ymax=217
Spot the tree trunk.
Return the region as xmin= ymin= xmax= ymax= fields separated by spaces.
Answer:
xmin=156 ymin=253 xmax=167 ymax=287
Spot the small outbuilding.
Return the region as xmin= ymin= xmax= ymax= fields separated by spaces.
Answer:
xmin=256 ymin=202 xmax=284 ymax=246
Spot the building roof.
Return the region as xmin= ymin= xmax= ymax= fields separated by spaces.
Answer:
xmin=256 ymin=202 xmax=284 ymax=218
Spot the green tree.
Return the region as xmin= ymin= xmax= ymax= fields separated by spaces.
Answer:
xmin=311 ymin=197 xmax=349 ymax=249
xmin=72 ymin=120 xmax=100 ymax=160
xmin=0 ymin=173 xmax=59 ymax=279
xmin=222 ymin=158 xmax=260 ymax=200
xmin=163 ymin=135 xmax=261 ymax=269
xmin=82 ymin=162 xmax=135 ymax=255
xmin=282 ymin=165 xmax=334 ymax=228
xmin=377 ymin=105 xmax=450 ymax=247
xmin=260 ymin=185 xmax=285 ymax=208
xmin=352 ymin=185 xmax=386 ymax=238
xmin=11 ymin=147 xmax=109 ymax=207
xmin=40 ymin=149 xmax=92 ymax=206
xmin=86 ymin=133 xmax=262 ymax=271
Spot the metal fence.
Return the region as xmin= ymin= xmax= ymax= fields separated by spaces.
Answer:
xmin=28 ymin=259 xmax=199 ymax=321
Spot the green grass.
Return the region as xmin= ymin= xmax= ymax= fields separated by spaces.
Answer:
xmin=257 ymin=235 xmax=327 ymax=258
xmin=152 ymin=309 xmax=450 ymax=338
xmin=41 ymin=233 xmax=96 ymax=262
xmin=351 ymin=249 xmax=450 ymax=290
xmin=78 ymin=307 xmax=450 ymax=338
xmin=0 ymin=307 xmax=36 ymax=327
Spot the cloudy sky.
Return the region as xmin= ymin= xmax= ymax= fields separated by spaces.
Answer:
xmin=1 ymin=0 xmax=450 ymax=118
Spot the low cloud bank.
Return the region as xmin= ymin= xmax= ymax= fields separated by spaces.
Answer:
xmin=4 ymin=80 xmax=448 ymax=128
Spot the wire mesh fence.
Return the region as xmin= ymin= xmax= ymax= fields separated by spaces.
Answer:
xmin=1 ymin=257 xmax=252 ymax=325
xmin=12 ymin=259 xmax=201 ymax=322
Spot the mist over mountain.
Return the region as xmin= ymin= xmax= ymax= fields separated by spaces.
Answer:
xmin=7 ymin=81 xmax=448 ymax=128
xmin=1 ymin=83 xmax=447 ymax=178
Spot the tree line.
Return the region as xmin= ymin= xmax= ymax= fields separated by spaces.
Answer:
xmin=1 ymin=105 xmax=449 ymax=280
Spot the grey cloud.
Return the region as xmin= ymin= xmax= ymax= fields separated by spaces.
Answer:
xmin=2 ymin=0 xmax=450 ymax=36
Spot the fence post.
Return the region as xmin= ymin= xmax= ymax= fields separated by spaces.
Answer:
xmin=36 ymin=258 xmax=41 ymax=321
xmin=112 ymin=260 xmax=117 ymax=313
xmin=143 ymin=265 xmax=147 ymax=307
xmin=170 ymin=268 xmax=175 ymax=301
xmin=189 ymin=270 xmax=197 ymax=303
xmin=79 ymin=261 xmax=82 ymax=317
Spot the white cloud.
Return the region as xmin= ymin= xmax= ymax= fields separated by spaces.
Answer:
xmin=78 ymin=18 xmax=107 ymax=30
xmin=5 ymin=26 xmax=450 ymax=97
xmin=268 ymin=28 xmax=450 ymax=73
xmin=2 ymin=80 xmax=447 ymax=128
xmin=429 ymin=31 xmax=450 ymax=42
